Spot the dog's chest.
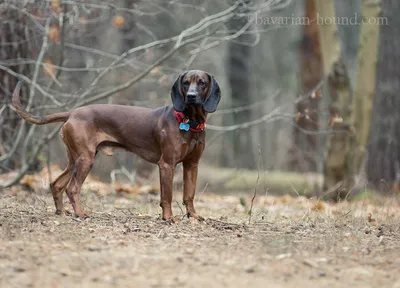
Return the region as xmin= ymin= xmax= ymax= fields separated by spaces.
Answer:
xmin=179 ymin=134 xmax=204 ymax=160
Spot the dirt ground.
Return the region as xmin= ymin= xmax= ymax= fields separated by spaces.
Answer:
xmin=1 ymin=188 xmax=400 ymax=288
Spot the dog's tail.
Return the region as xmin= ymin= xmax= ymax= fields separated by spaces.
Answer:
xmin=12 ymin=81 xmax=71 ymax=125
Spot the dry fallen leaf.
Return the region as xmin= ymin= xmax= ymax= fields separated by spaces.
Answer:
xmin=138 ymin=185 xmax=159 ymax=195
xmin=367 ymin=213 xmax=376 ymax=223
xmin=277 ymin=195 xmax=294 ymax=204
xmin=312 ymin=201 xmax=326 ymax=212
xmin=48 ymin=25 xmax=60 ymax=43
xmin=112 ymin=15 xmax=125 ymax=28
xmin=114 ymin=184 xmax=140 ymax=194
xmin=50 ymin=0 xmax=61 ymax=13
xmin=43 ymin=59 xmax=56 ymax=78
xmin=20 ymin=174 xmax=36 ymax=189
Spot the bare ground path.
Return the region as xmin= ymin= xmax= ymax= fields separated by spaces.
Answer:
xmin=1 ymin=189 xmax=399 ymax=288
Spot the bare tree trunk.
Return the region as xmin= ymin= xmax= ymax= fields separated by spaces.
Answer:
xmin=366 ymin=0 xmax=398 ymax=190
xmin=290 ymin=0 xmax=322 ymax=173
xmin=315 ymin=0 xmax=351 ymax=199
xmin=347 ymin=0 xmax=381 ymax=190
xmin=322 ymin=59 xmax=352 ymax=199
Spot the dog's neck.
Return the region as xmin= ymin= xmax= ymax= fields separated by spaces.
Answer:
xmin=183 ymin=105 xmax=207 ymax=123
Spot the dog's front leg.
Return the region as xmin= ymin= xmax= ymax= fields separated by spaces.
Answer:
xmin=158 ymin=161 xmax=174 ymax=221
xmin=183 ymin=160 xmax=204 ymax=221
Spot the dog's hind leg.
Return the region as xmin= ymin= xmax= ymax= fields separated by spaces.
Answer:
xmin=64 ymin=151 xmax=95 ymax=218
xmin=50 ymin=126 xmax=76 ymax=215
xmin=50 ymin=161 xmax=73 ymax=215
xmin=60 ymin=120 xmax=97 ymax=218
xmin=50 ymin=139 xmax=75 ymax=215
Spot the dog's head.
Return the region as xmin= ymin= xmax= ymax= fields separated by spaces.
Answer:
xmin=171 ymin=70 xmax=221 ymax=113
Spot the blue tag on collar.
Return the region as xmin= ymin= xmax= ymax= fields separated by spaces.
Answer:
xmin=179 ymin=122 xmax=190 ymax=131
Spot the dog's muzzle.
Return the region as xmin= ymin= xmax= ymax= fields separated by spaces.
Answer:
xmin=186 ymin=92 xmax=198 ymax=104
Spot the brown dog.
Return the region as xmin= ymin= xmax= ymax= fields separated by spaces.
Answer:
xmin=12 ymin=70 xmax=221 ymax=221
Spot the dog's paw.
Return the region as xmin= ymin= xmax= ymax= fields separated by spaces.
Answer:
xmin=187 ymin=211 xmax=205 ymax=222
xmin=55 ymin=209 xmax=72 ymax=216
xmin=163 ymin=215 xmax=180 ymax=225
xmin=74 ymin=213 xmax=89 ymax=221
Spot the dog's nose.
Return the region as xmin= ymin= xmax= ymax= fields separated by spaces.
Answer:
xmin=187 ymin=93 xmax=197 ymax=102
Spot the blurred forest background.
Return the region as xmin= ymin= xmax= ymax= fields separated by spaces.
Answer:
xmin=0 ymin=0 xmax=398 ymax=200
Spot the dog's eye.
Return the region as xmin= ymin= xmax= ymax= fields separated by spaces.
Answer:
xmin=199 ymin=80 xmax=205 ymax=86
xmin=183 ymin=81 xmax=190 ymax=86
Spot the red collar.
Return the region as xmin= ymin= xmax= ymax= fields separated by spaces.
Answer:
xmin=174 ymin=110 xmax=206 ymax=133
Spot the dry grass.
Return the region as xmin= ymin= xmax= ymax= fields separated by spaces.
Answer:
xmin=1 ymin=185 xmax=399 ymax=288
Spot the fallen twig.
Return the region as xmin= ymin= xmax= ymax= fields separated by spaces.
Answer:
xmin=248 ymin=144 xmax=261 ymax=224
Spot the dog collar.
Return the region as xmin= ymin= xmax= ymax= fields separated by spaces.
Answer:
xmin=173 ymin=110 xmax=206 ymax=133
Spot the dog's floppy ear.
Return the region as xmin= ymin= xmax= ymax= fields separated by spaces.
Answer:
xmin=203 ymin=74 xmax=221 ymax=113
xmin=171 ymin=72 xmax=186 ymax=112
